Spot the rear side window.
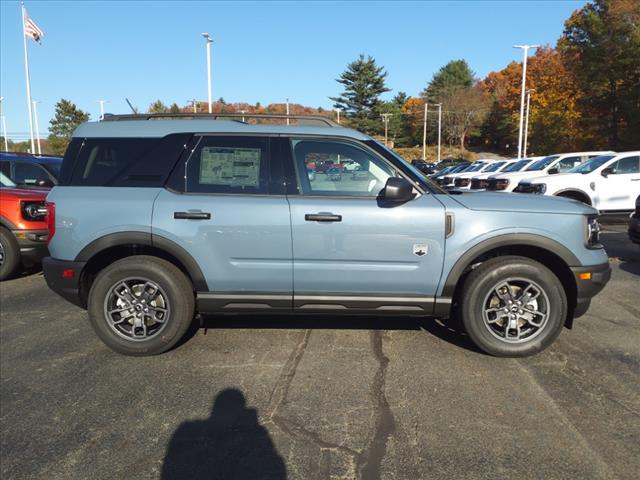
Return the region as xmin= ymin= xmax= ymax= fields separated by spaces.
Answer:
xmin=70 ymin=138 xmax=158 ymax=186
xmin=183 ymin=136 xmax=270 ymax=194
xmin=612 ymin=156 xmax=639 ymax=174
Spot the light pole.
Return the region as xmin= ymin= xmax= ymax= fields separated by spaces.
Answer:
xmin=189 ymin=98 xmax=198 ymax=113
xmin=0 ymin=97 xmax=8 ymax=151
xmin=97 ymin=99 xmax=107 ymax=120
xmin=523 ymin=89 xmax=534 ymax=158
xmin=335 ymin=109 xmax=340 ymax=124
xmin=381 ymin=113 xmax=392 ymax=146
xmin=202 ymin=33 xmax=213 ymax=114
xmin=422 ymin=102 xmax=428 ymax=161
xmin=436 ymin=103 xmax=442 ymax=163
xmin=32 ymin=100 xmax=42 ymax=155
xmin=513 ymin=44 xmax=538 ymax=159
xmin=240 ymin=110 xmax=246 ymax=122
xmin=286 ymin=98 xmax=290 ymax=125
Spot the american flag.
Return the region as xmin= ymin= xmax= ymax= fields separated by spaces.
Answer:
xmin=24 ymin=11 xmax=44 ymax=44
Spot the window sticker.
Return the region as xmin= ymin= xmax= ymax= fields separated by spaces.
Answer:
xmin=199 ymin=147 xmax=261 ymax=187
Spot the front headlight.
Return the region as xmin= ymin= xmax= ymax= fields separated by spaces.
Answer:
xmin=495 ymin=179 xmax=510 ymax=190
xmin=533 ymin=183 xmax=546 ymax=194
xmin=585 ymin=215 xmax=602 ymax=248
xmin=21 ymin=201 xmax=47 ymax=221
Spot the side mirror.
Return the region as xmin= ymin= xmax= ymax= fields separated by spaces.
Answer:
xmin=548 ymin=167 xmax=559 ymax=175
xmin=601 ymin=167 xmax=614 ymax=178
xmin=380 ymin=177 xmax=414 ymax=203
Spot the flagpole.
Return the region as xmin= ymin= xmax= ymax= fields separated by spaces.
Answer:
xmin=21 ymin=3 xmax=35 ymax=153
xmin=32 ymin=100 xmax=42 ymax=155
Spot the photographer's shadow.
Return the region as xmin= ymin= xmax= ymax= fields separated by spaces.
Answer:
xmin=161 ymin=389 xmax=286 ymax=480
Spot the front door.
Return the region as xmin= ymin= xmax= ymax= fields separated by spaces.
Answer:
xmin=286 ymin=137 xmax=446 ymax=312
xmin=152 ymin=135 xmax=293 ymax=309
xmin=597 ymin=155 xmax=640 ymax=211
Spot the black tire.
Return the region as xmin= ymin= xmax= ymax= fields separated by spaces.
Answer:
xmin=88 ymin=255 xmax=195 ymax=356
xmin=0 ymin=227 xmax=21 ymax=281
xmin=460 ymin=255 xmax=566 ymax=357
xmin=556 ymin=191 xmax=591 ymax=206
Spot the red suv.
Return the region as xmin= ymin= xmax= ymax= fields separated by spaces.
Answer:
xmin=0 ymin=173 xmax=49 ymax=280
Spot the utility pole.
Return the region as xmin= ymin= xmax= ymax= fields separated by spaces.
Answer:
xmin=202 ymin=33 xmax=213 ymax=113
xmin=32 ymin=100 xmax=42 ymax=155
xmin=524 ymin=89 xmax=534 ymax=158
xmin=97 ymin=99 xmax=107 ymax=120
xmin=380 ymin=113 xmax=392 ymax=146
xmin=189 ymin=98 xmax=198 ymax=113
xmin=513 ymin=44 xmax=538 ymax=159
xmin=0 ymin=97 xmax=8 ymax=151
xmin=422 ymin=102 xmax=428 ymax=161
xmin=286 ymin=98 xmax=290 ymax=125
xmin=436 ymin=104 xmax=442 ymax=163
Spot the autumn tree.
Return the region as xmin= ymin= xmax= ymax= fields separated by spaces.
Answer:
xmin=558 ymin=0 xmax=640 ymax=149
xmin=330 ymin=54 xmax=391 ymax=134
xmin=48 ymin=99 xmax=90 ymax=155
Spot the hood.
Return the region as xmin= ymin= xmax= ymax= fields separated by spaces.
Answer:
xmin=490 ymin=170 xmax=543 ymax=180
xmin=452 ymin=191 xmax=597 ymax=215
xmin=519 ymin=172 xmax=584 ymax=185
xmin=0 ymin=187 xmax=48 ymax=199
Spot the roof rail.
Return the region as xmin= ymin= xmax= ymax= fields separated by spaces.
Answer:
xmin=101 ymin=112 xmax=340 ymax=127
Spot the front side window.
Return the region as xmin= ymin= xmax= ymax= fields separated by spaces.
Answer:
xmin=503 ymin=160 xmax=530 ymax=172
xmin=611 ymin=156 xmax=640 ymax=174
xmin=292 ymin=139 xmax=396 ymax=197
xmin=570 ymin=155 xmax=615 ymax=174
xmin=557 ymin=156 xmax=580 ymax=172
xmin=185 ymin=136 xmax=269 ymax=194
xmin=526 ymin=155 xmax=559 ymax=171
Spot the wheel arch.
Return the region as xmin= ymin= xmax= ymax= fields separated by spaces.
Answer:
xmin=75 ymin=232 xmax=208 ymax=305
xmin=554 ymin=189 xmax=592 ymax=205
xmin=441 ymin=234 xmax=579 ymax=327
xmin=0 ymin=216 xmax=17 ymax=230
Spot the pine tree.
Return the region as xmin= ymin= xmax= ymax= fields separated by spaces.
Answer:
xmin=148 ymin=100 xmax=169 ymax=113
xmin=330 ymin=54 xmax=391 ymax=134
xmin=422 ymin=60 xmax=474 ymax=103
xmin=48 ymin=99 xmax=90 ymax=155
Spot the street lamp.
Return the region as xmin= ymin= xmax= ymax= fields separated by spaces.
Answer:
xmin=513 ymin=44 xmax=539 ymax=159
xmin=422 ymin=102 xmax=428 ymax=161
xmin=523 ymin=89 xmax=534 ymax=158
xmin=97 ymin=99 xmax=108 ymax=120
xmin=201 ymin=32 xmax=213 ymax=114
xmin=436 ymin=103 xmax=442 ymax=163
xmin=0 ymin=97 xmax=8 ymax=151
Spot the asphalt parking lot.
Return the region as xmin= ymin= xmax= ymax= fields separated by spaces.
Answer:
xmin=1 ymin=223 xmax=638 ymax=480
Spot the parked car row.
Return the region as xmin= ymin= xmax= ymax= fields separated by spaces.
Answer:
xmin=427 ymin=151 xmax=640 ymax=214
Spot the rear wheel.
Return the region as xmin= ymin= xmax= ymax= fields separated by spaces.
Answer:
xmin=88 ymin=256 xmax=195 ymax=355
xmin=0 ymin=228 xmax=20 ymax=281
xmin=460 ymin=256 xmax=566 ymax=357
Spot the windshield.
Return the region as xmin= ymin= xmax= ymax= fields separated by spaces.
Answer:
xmin=503 ymin=159 xmax=531 ymax=172
xmin=0 ymin=172 xmax=17 ymax=187
xmin=482 ymin=161 xmax=506 ymax=173
xmin=526 ymin=155 xmax=560 ymax=171
xmin=451 ymin=164 xmax=470 ymax=173
xmin=465 ymin=163 xmax=487 ymax=173
xmin=569 ymin=155 xmax=615 ymax=174
xmin=437 ymin=166 xmax=454 ymax=175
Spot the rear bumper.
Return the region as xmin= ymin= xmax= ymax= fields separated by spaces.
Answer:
xmin=13 ymin=229 xmax=48 ymax=264
xmin=42 ymin=257 xmax=86 ymax=308
xmin=570 ymin=262 xmax=611 ymax=318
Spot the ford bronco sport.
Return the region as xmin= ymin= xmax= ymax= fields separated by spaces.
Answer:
xmin=42 ymin=113 xmax=610 ymax=357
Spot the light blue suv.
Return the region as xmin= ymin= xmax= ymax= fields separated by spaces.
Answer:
xmin=42 ymin=114 xmax=610 ymax=357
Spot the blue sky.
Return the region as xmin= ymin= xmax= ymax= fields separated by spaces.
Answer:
xmin=1 ymin=0 xmax=585 ymax=140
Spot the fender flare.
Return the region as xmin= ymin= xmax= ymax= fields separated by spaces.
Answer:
xmin=75 ymin=231 xmax=208 ymax=291
xmin=440 ymin=233 xmax=580 ymax=298
xmin=0 ymin=216 xmax=17 ymax=230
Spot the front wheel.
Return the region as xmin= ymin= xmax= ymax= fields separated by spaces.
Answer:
xmin=460 ymin=256 xmax=567 ymax=357
xmin=0 ymin=228 xmax=21 ymax=281
xmin=88 ymin=256 xmax=195 ymax=356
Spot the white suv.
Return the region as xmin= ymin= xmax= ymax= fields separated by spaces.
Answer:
xmin=514 ymin=152 xmax=640 ymax=213
xmin=486 ymin=151 xmax=613 ymax=192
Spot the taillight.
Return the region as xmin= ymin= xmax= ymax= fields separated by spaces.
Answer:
xmin=46 ymin=201 xmax=55 ymax=243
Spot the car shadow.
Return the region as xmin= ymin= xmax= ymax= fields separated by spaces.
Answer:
xmin=177 ymin=312 xmax=482 ymax=355
xmin=161 ymin=388 xmax=286 ymax=480
xmin=600 ymin=231 xmax=640 ymax=276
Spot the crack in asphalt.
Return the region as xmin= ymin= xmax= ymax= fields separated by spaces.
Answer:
xmin=357 ymin=330 xmax=396 ymax=480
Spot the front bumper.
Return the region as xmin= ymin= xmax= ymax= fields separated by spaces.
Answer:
xmin=42 ymin=257 xmax=87 ymax=308
xmin=13 ymin=229 xmax=49 ymax=265
xmin=570 ymin=262 xmax=611 ymax=318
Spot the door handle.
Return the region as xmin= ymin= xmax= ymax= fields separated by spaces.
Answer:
xmin=305 ymin=213 xmax=342 ymax=222
xmin=174 ymin=211 xmax=211 ymax=220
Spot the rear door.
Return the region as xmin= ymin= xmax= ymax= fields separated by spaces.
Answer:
xmin=597 ymin=155 xmax=640 ymax=211
xmin=152 ymin=135 xmax=293 ymax=310
xmin=285 ymin=137 xmax=446 ymax=313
